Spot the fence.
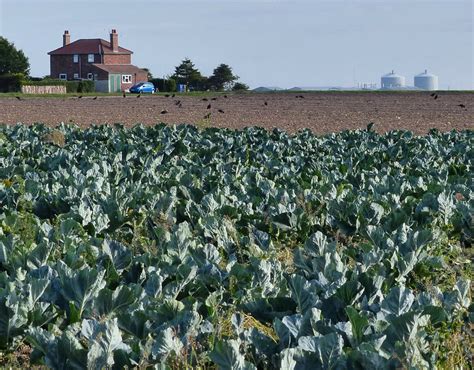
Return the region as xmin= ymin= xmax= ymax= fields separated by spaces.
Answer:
xmin=21 ymin=85 xmax=67 ymax=94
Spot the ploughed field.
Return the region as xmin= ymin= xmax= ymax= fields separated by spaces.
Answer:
xmin=0 ymin=123 xmax=472 ymax=369
xmin=0 ymin=91 xmax=472 ymax=134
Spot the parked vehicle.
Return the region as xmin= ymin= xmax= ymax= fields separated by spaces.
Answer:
xmin=129 ymin=82 xmax=156 ymax=94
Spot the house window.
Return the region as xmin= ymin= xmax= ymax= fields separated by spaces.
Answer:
xmin=59 ymin=73 xmax=67 ymax=80
xmin=73 ymin=73 xmax=79 ymax=79
xmin=88 ymin=54 xmax=94 ymax=63
xmin=122 ymin=74 xmax=132 ymax=83
xmin=73 ymin=54 xmax=79 ymax=63
xmin=87 ymin=73 xmax=93 ymax=80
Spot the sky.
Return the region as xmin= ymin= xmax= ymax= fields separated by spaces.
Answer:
xmin=0 ymin=0 xmax=472 ymax=89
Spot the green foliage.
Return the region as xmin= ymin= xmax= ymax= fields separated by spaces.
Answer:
xmin=0 ymin=124 xmax=472 ymax=368
xmin=208 ymin=63 xmax=239 ymax=91
xmin=172 ymin=58 xmax=204 ymax=90
xmin=233 ymin=82 xmax=249 ymax=91
xmin=0 ymin=36 xmax=30 ymax=76
xmin=149 ymin=78 xmax=177 ymax=92
xmin=64 ymin=80 xmax=95 ymax=93
xmin=0 ymin=73 xmax=24 ymax=93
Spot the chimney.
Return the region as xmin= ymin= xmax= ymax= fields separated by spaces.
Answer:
xmin=110 ymin=29 xmax=118 ymax=52
xmin=63 ymin=30 xmax=70 ymax=46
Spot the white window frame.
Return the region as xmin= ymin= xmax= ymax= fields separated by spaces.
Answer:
xmin=122 ymin=74 xmax=132 ymax=83
xmin=87 ymin=73 xmax=93 ymax=80
xmin=73 ymin=54 xmax=79 ymax=63
xmin=88 ymin=54 xmax=94 ymax=63
xmin=59 ymin=73 xmax=67 ymax=80
xmin=73 ymin=73 xmax=79 ymax=79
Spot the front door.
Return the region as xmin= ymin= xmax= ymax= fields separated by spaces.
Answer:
xmin=109 ymin=74 xmax=121 ymax=92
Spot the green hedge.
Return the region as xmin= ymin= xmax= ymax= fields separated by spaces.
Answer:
xmin=24 ymin=79 xmax=66 ymax=87
xmin=0 ymin=74 xmax=24 ymax=92
xmin=149 ymin=78 xmax=176 ymax=92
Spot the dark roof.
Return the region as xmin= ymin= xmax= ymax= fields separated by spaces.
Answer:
xmin=91 ymin=64 xmax=146 ymax=74
xmin=48 ymin=39 xmax=132 ymax=55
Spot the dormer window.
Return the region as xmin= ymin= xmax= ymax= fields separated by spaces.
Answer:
xmin=73 ymin=54 xmax=79 ymax=63
xmin=88 ymin=54 xmax=94 ymax=63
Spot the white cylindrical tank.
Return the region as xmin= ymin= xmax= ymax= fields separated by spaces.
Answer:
xmin=381 ymin=70 xmax=405 ymax=89
xmin=414 ymin=70 xmax=438 ymax=91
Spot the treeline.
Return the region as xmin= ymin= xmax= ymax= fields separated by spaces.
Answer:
xmin=148 ymin=58 xmax=249 ymax=92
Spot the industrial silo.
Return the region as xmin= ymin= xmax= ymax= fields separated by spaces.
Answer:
xmin=414 ymin=70 xmax=438 ymax=91
xmin=381 ymin=70 xmax=405 ymax=89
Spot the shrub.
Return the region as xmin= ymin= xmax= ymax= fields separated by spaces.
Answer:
xmin=77 ymin=80 xmax=95 ymax=93
xmin=0 ymin=73 xmax=25 ymax=92
xmin=150 ymin=78 xmax=177 ymax=92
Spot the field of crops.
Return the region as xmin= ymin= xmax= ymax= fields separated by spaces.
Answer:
xmin=0 ymin=123 xmax=472 ymax=369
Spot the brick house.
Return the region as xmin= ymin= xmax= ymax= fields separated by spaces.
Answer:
xmin=48 ymin=30 xmax=148 ymax=92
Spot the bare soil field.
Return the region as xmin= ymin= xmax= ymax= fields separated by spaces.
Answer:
xmin=0 ymin=91 xmax=472 ymax=134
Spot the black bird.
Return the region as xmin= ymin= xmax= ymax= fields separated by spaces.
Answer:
xmin=207 ymin=104 xmax=211 ymax=109
xmin=15 ymin=96 xmax=21 ymax=100
xmin=202 ymin=98 xmax=208 ymax=101
xmin=430 ymin=93 xmax=436 ymax=97
xmin=171 ymin=94 xmax=175 ymax=98
xmin=218 ymin=109 xmax=224 ymax=113
xmin=137 ymin=94 xmax=141 ymax=98
xmin=458 ymin=104 xmax=466 ymax=108
xmin=175 ymin=100 xmax=181 ymax=105
xmin=164 ymin=94 xmax=170 ymax=97
xmin=264 ymin=101 xmax=268 ymax=106
xmin=211 ymin=97 xmax=217 ymax=101
xmin=204 ymin=113 xmax=211 ymax=119
xmin=123 ymin=92 xmax=126 ymax=98
xmin=78 ymin=95 xmax=83 ymax=99
xmin=434 ymin=94 xmax=438 ymax=100
xmin=299 ymin=95 xmax=305 ymax=99
xmin=224 ymin=95 xmax=228 ymax=98
xmin=161 ymin=110 xmax=168 ymax=114
xmin=93 ymin=96 xmax=97 ymax=100
xmin=178 ymin=103 xmax=182 ymax=108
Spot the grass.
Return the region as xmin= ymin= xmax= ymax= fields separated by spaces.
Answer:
xmin=0 ymin=90 xmax=472 ymax=99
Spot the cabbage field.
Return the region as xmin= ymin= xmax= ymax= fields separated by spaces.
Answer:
xmin=0 ymin=123 xmax=472 ymax=369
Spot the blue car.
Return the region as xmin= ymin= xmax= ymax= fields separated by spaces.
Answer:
xmin=129 ymin=82 xmax=156 ymax=94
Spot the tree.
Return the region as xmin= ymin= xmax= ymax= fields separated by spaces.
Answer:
xmin=232 ymin=82 xmax=249 ymax=91
xmin=208 ymin=63 xmax=238 ymax=91
xmin=0 ymin=37 xmax=30 ymax=76
xmin=143 ymin=68 xmax=153 ymax=80
xmin=172 ymin=58 xmax=204 ymax=90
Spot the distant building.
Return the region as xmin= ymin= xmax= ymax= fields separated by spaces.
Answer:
xmin=414 ymin=70 xmax=438 ymax=91
xmin=381 ymin=70 xmax=405 ymax=89
xmin=48 ymin=30 xmax=148 ymax=92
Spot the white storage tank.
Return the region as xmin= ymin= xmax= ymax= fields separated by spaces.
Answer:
xmin=414 ymin=70 xmax=438 ymax=91
xmin=381 ymin=70 xmax=405 ymax=89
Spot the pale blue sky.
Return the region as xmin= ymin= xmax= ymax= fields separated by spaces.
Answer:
xmin=0 ymin=0 xmax=472 ymax=89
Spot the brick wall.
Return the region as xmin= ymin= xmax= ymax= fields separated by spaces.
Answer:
xmin=50 ymin=54 xmax=103 ymax=80
xmin=103 ymin=54 xmax=131 ymax=64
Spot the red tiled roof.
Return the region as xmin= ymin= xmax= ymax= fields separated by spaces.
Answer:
xmin=48 ymin=39 xmax=132 ymax=55
xmin=91 ymin=64 xmax=146 ymax=74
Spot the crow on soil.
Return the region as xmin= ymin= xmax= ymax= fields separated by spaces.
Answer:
xmin=218 ymin=109 xmax=224 ymax=113
xmin=161 ymin=110 xmax=168 ymax=114
xmin=458 ymin=104 xmax=466 ymax=108
xmin=171 ymin=94 xmax=175 ymax=98
xmin=93 ymin=96 xmax=97 ymax=100
xmin=211 ymin=97 xmax=217 ymax=101
xmin=137 ymin=94 xmax=141 ymax=98
xmin=202 ymin=98 xmax=208 ymax=101
xmin=78 ymin=95 xmax=83 ymax=99
xmin=264 ymin=101 xmax=268 ymax=106
xmin=164 ymin=94 xmax=170 ymax=97
xmin=15 ymin=96 xmax=22 ymax=100
xmin=207 ymin=104 xmax=211 ymax=109
xmin=430 ymin=93 xmax=436 ymax=97
xmin=123 ymin=92 xmax=126 ymax=98
xmin=224 ymin=95 xmax=228 ymax=98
